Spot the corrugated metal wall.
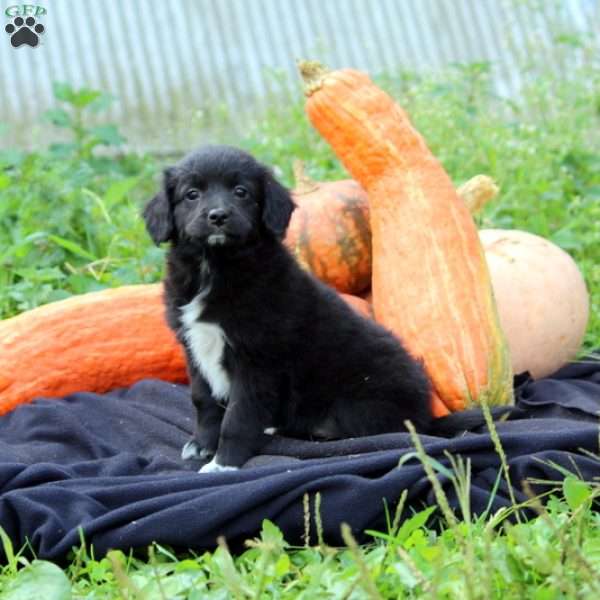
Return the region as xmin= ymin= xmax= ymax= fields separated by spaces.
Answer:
xmin=1 ymin=0 xmax=598 ymax=151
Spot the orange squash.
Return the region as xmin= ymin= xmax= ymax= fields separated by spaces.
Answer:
xmin=285 ymin=162 xmax=371 ymax=294
xmin=299 ymin=61 xmax=513 ymax=416
xmin=0 ymin=285 xmax=187 ymax=415
xmin=0 ymin=284 xmax=371 ymax=413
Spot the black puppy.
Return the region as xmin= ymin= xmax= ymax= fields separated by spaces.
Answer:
xmin=143 ymin=145 xmax=435 ymax=473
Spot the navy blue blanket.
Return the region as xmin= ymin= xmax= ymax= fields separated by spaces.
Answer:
xmin=1 ymin=357 xmax=599 ymax=560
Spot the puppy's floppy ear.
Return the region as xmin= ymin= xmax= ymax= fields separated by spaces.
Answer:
xmin=262 ymin=172 xmax=295 ymax=238
xmin=143 ymin=168 xmax=176 ymax=245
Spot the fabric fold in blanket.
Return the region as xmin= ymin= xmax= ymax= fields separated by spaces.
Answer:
xmin=1 ymin=357 xmax=599 ymax=560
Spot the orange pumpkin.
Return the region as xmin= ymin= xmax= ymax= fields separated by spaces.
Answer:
xmin=299 ymin=61 xmax=513 ymax=416
xmin=0 ymin=284 xmax=371 ymax=413
xmin=285 ymin=162 xmax=371 ymax=294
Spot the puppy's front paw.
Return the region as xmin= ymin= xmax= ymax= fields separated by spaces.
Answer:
xmin=181 ymin=439 xmax=215 ymax=461
xmin=198 ymin=457 xmax=239 ymax=474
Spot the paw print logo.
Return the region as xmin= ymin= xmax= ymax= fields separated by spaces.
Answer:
xmin=5 ymin=16 xmax=45 ymax=48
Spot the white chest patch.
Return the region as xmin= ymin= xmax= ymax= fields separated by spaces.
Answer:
xmin=180 ymin=296 xmax=231 ymax=401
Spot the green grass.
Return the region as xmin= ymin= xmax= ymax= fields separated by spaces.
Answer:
xmin=1 ymin=36 xmax=600 ymax=599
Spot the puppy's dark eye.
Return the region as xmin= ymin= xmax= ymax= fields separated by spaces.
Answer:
xmin=185 ymin=189 xmax=200 ymax=201
xmin=233 ymin=186 xmax=248 ymax=199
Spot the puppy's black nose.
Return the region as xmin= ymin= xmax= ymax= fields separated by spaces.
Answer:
xmin=208 ymin=208 xmax=230 ymax=227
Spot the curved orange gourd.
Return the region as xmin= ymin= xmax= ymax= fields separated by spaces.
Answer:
xmin=299 ymin=61 xmax=513 ymax=415
xmin=0 ymin=285 xmax=187 ymax=414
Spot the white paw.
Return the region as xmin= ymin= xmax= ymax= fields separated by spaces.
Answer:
xmin=263 ymin=427 xmax=278 ymax=435
xmin=199 ymin=457 xmax=239 ymax=474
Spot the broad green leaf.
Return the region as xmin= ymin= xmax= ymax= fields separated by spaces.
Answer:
xmin=71 ymin=89 xmax=102 ymax=109
xmin=397 ymin=506 xmax=436 ymax=544
xmin=52 ymin=82 xmax=75 ymax=103
xmin=1 ymin=560 xmax=71 ymax=600
xmin=404 ymin=528 xmax=427 ymax=550
xmin=418 ymin=544 xmax=441 ymax=562
xmin=274 ymin=554 xmax=291 ymax=577
xmin=261 ymin=519 xmax=285 ymax=547
xmin=174 ymin=558 xmax=204 ymax=572
xmin=563 ymin=475 xmax=592 ymax=511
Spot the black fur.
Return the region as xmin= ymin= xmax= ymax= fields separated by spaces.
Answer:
xmin=143 ymin=145 xmax=499 ymax=469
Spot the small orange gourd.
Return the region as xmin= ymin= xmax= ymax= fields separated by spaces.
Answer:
xmin=299 ymin=61 xmax=513 ymax=416
xmin=285 ymin=162 xmax=371 ymax=294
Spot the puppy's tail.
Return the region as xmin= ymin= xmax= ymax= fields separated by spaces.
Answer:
xmin=427 ymin=405 xmax=527 ymax=437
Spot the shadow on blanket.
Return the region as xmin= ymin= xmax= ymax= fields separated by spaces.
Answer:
xmin=0 ymin=356 xmax=599 ymax=560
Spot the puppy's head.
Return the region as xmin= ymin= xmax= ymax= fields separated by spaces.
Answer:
xmin=143 ymin=145 xmax=295 ymax=249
